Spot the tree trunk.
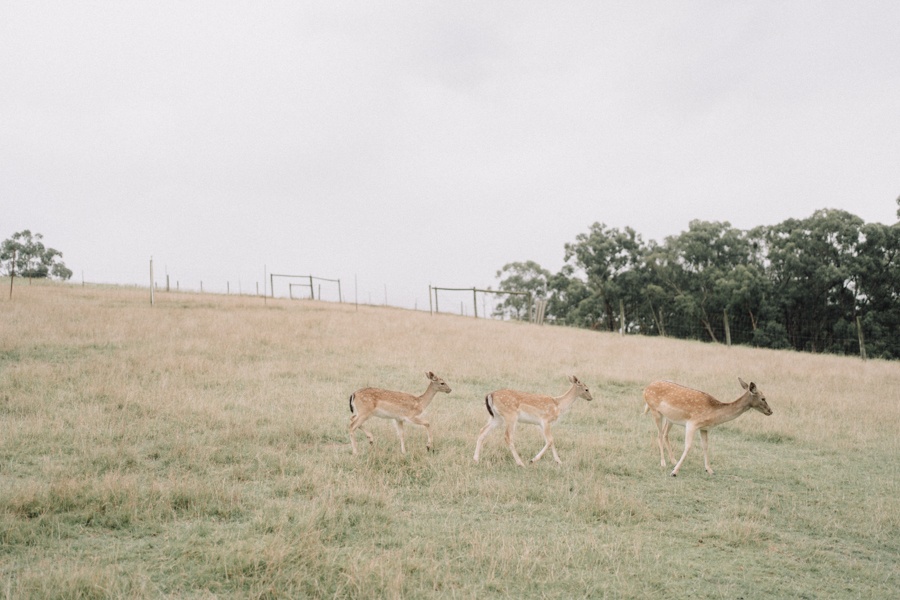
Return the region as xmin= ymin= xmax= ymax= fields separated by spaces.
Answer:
xmin=701 ymin=318 xmax=719 ymax=343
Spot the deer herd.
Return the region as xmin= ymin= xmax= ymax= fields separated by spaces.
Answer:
xmin=349 ymin=371 xmax=773 ymax=476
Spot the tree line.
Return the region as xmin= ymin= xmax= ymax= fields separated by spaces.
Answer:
xmin=493 ymin=206 xmax=900 ymax=359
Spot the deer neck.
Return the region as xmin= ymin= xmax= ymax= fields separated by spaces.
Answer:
xmin=417 ymin=382 xmax=439 ymax=409
xmin=713 ymin=392 xmax=753 ymax=426
xmin=555 ymin=384 xmax=581 ymax=416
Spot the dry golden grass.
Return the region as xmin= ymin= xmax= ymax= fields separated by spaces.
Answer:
xmin=2 ymin=280 xmax=899 ymax=598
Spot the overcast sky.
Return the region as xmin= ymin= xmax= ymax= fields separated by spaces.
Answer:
xmin=3 ymin=2 xmax=899 ymax=310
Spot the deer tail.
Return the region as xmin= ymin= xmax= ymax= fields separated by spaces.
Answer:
xmin=349 ymin=393 xmax=355 ymax=414
xmin=485 ymin=393 xmax=495 ymax=417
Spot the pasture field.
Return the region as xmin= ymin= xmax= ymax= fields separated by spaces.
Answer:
xmin=2 ymin=281 xmax=900 ymax=599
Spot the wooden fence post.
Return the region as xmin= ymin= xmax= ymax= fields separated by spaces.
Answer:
xmin=338 ymin=279 xmax=342 ymax=303
xmin=534 ymin=300 xmax=547 ymax=326
xmin=429 ymin=285 xmax=433 ymax=316
xmin=724 ymin=309 xmax=731 ymax=346
xmin=473 ymin=287 xmax=478 ymax=318
xmin=857 ymin=316 xmax=867 ymax=360
xmin=619 ymin=299 xmax=625 ymax=336
xmin=8 ymin=249 xmax=15 ymax=299
xmin=150 ymin=258 xmax=155 ymax=305
xmin=166 ymin=275 xmax=170 ymax=292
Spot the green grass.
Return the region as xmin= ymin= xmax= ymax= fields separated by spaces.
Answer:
xmin=1 ymin=281 xmax=899 ymax=598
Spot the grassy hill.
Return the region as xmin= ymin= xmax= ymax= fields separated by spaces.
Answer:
xmin=2 ymin=281 xmax=899 ymax=599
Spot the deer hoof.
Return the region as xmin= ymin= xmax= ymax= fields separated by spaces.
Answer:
xmin=670 ymin=472 xmax=677 ymax=477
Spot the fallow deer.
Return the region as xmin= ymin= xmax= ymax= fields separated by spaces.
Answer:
xmin=473 ymin=375 xmax=593 ymax=467
xmin=642 ymin=377 xmax=772 ymax=476
xmin=349 ymin=371 xmax=451 ymax=455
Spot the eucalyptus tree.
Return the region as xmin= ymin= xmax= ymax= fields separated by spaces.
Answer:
xmin=1 ymin=230 xmax=72 ymax=280
xmin=563 ymin=223 xmax=646 ymax=332
xmin=763 ymin=209 xmax=863 ymax=353
xmin=492 ymin=261 xmax=551 ymax=320
xmin=850 ymin=221 xmax=900 ymax=358
xmin=545 ymin=265 xmax=592 ymax=327
xmin=649 ymin=220 xmax=754 ymax=343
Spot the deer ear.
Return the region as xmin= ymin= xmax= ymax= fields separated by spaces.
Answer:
xmin=567 ymin=374 xmax=575 ymax=384
xmin=426 ymin=371 xmax=435 ymax=380
xmin=749 ymin=382 xmax=757 ymax=393
xmin=738 ymin=377 xmax=749 ymax=390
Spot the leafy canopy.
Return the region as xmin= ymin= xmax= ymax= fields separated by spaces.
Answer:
xmin=1 ymin=230 xmax=73 ymax=280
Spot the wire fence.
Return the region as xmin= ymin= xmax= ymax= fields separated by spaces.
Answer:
xmin=9 ymin=259 xmax=879 ymax=359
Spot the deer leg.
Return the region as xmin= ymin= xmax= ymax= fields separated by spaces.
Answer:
xmin=358 ymin=426 xmax=375 ymax=445
xmin=649 ymin=409 xmax=668 ymax=467
xmin=393 ymin=420 xmax=406 ymax=454
xmin=474 ymin=416 xmax=502 ymax=462
xmin=662 ymin=419 xmax=676 ymax=464
xmin=407 ymin=416 xmax=433 ymax=451
xmin=670 ymin=423 xmax=697 ymax=477
xmin=551 ymin=442 xmax=561 ymax=464
xmin=504 ymin=421 xmax=527 ymax=467
xmin=349 ymin=410 xmax=375 ymax=454
xmin=531 ymin=421 xmax=557 ymax=464
xmin=700 ymin=429 xmax=713 ymax=474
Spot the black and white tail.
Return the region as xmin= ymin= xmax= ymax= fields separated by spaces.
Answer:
xmin=349 ymin=393 xmax=356 ymax=414
xmin=485 ymin=393 xmax=494 ymax=417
